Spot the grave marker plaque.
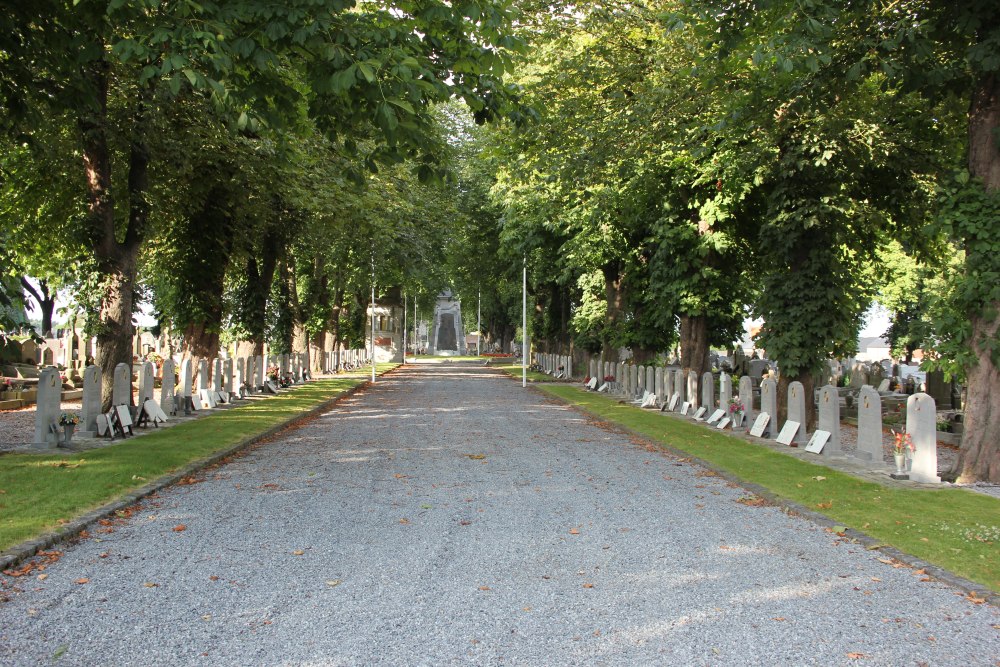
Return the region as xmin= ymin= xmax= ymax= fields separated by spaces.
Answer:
xmin=776 ymin=421 xmax=801 ymax=446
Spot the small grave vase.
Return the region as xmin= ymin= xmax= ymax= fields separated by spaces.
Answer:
xmin=893 ymin=452 xmax=905 ymax=475
xmin=62 ymin=423 xmax=75 ymax=444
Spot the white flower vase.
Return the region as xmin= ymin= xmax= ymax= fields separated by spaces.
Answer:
xmin=893 ymin=452 xmax=905 ymax=475
xmin=62 ymin=423 xmax=75 ymax=444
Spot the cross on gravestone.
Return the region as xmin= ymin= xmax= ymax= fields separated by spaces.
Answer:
xmin=138 ymin=361 xmax=155 ymax=405
xmin=112 ymin=362 xmax=131 ymax=407
xmin=759 ymin=378 xmax=778 ymax=438
xmin=816 ymin=384 xmax=842 ymax=457
xmin=686 ymin=371 xmax=700 ymax=410
xmin=785 ymin=381 xmax=808 ymax=445
xmin=701 ymin=371 xmax=715 ymax=411
xmin=855 ymin=386 xmax=882 ymax=462
xmin=160 ymin=358 xmax=176 ymax=416
xmin=906 ymin=393 xmax=940 ymax=483
xmin=32 ymin=367 xmax=62 ymax=448
xmin=719 ymin=373 xmax=732 ymax=413
xmin=80 ymin=365 xmax=101 ymax=437
xmin=738 ymin=375 xmax=754 ymax=430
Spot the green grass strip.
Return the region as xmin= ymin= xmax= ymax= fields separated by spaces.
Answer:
xmin=0 ymin=366 xmax=396 ymax=552
xmin=536 ymin=382 xmax=1000 ymax=593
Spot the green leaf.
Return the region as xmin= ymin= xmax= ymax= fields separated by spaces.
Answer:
xmin=358 ymin=62 xmax=376 ymax=83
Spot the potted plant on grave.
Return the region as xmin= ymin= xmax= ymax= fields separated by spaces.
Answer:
xmin=890 ymin=429 xmax=914 ymax=475
xmin=0 ymin=378 xmax=13 ymax=400
xmin=603 ymin=375 xmax=615 ymax=383
xmin=58 ymin=411 xmax=81 ymax=443
xmin=728 ymin=397 xmax=744 ymax=426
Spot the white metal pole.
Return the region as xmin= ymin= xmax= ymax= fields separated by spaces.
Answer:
xmin=402 ymin=290 xmax=407 ymax=364
xmin=477 ymin=289 xmax=481 ymax=356
xmin=522 ymin=256 xmax=527 ymax=388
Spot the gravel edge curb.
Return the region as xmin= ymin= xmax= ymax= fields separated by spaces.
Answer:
xmin=0 ymin=368 xmax=396 ymax=573
xmin=527 ymin=379 xmax=999 ymax=608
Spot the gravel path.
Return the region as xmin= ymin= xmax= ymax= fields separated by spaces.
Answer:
xmin=0 ymin=360 xmax=997 ymax=666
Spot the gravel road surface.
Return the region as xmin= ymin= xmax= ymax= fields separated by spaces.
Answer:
xmin=1 ymin=360 xmax=997 ymax=666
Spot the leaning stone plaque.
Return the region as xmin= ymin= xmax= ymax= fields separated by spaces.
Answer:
xmin=749 ymin=413 xmax=770 ymax=437
xmin=706 ymin=409 xmax=726 ymax=425
xmin=667 ymin=394 xmax=679 ymax=411
xmin=598 ymin=383 xmax=609 ymax=392
xmin=715 ymin=417 xmax=731 ymax=430
xmin=805 ymin=430 xmax=831 ymax=454
xmin=776 ymin=421 xmax=801 ymax=446
xmin=693 ymin=406 xmax=708 ymax=421
xmin=680 ymin=401 xmax=691 ymax=415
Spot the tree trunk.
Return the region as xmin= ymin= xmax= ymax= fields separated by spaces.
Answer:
xmin=679 ymin=313 xmax=710 ymax=377
xmin=332 ymin=286 xmax=345 ymax=370
xmin=601 ymin=262 xmax=624 ymax=361
xmin=950 ymin=71 xmax=1000 ymax=483
xmin=20 ymin=278 xmax=56 ymax=337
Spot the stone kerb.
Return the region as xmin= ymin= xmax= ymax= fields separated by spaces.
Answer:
xmin=855 ymin=386 xmax=882 ymax=462
xmin=81 ymin=365 xmax=101 ymax=436
xmin=907 ymin=393 xmax=940 ymax=483
xmin=32 ymin=367 xmax=62 ymax=448
xmin=737 ymin=375 xmax=753 ymax=430
xmin=759 ymin=378 xmax=777 ymax=438
xmin=817 ymin=384 xmax=841 ymax=456
xmin=112 ymin=363 xmax=131 ymax=407
xmin=160 ymin=359 xmax=176 ymax=415
xmin=785 ymin=381 xmax=807 ymax=445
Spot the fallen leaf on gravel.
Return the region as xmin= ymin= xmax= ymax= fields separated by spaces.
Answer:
xmin=459 ymin=520 xmax=472 ymax=526
xmin=172 ymin=525 xmax=187 ymax=532
xmin=582 ymin=583 xmax=594 ymax=588
xmin=965 ymin=592 xmax=987 ymax=604
xmin=695 ymin=504 xmax=705 ymax=509
xmin=75 ymin=578 xmax=89 ymax=585
xmin=569 ymin=528 xmax=580 ymax=535
xmin=398 ymin=518 xmax=410 ymax=525
xmin=871 ymin=577 xmax=881 ymax=582
xmin=201 ymin=614 xmax=212 ymax=621
xmin=478 ymin=586 xmax=491 ymax=591
xmin=772 ymin=617 xmax=786 ymax=621
xmin=394 ymin=474 xmax=406 ymax=479
xmin=719 ymin=545 xmax=731 ymax=550
xmin=99 ymin=552 xmax=109 ymax=559
xmin=98 ymin=519 xmax=113 ymax=526
xmin=846 ymin=652 xmax=866 ymax=659
xmin=37 ymin=574 xmax=48 ymax=581
xmin=465 ymin=454 xmax=486 ymax=460
xmin=143 ymin=582 xmax=159 ymax=588
xmin=176 ymin=476 xmax=203 ymax=486
xmin=209 ymin=576 xmax=219 ymax=581
xmin=523 ymin=607 xmax=532 ymax=612
xmin=261 ymin=483 xmax=280 ymax=490
xmin=292 ymin=550 xmax=305 ymax=556
xmin=737 ymin=496 xmax=767 ymax=507
xmin=326 ymin=580 xmax=343 ymax=587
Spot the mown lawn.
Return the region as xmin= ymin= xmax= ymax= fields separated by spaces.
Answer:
xmin=535 ymin=382 xmax=1000 ymax=594
xmin=0 ymin=366 xmax=397 ymax=552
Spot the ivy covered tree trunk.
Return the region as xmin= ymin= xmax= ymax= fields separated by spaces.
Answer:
xmin=679 ymin=314 xmax=710 ymax=377
xmin=951 ymin=71 xmax=1000 ymax=483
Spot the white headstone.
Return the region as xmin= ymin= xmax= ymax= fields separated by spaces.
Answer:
xmin=680 ymin=401 xmax=691 ymax=415
xmin=181 ymin=359 xmax=193 ymax=398
xmin=693 ymin=406 xmax=708 ymax=421
xmin=645 ymin=367 xmax=655 ymax=397
xmin=236 ymin=357 xmax=245 ymax=395
xmin=759 ymin=378 xmax=777 ymax=438
xmin=197 ymin=359 xmax=209 ymax=392
xmin=138 ymin=361 xmax=155 ymax=405
xmin=776 ymin=421 xmax=801 ymax=446
xmin=32 ymin=367 xmax=62 ymax=448
xmin=856 ymin=386 xmax=882 ymax=462
xmin=786 ymin=381 xmax=807 ymax=445
xmin=749 ymin=413 xmax=770 ymax=437
xmin=906 ymin=393 xmax=940 ymax=483
xmin=805 ymin=430 xmax=831 ymax=454
xmin=112 ymin=362 xmax=131 ymax=406
xmin=668 ymin=394 xmax=679 ymax=411
xmin=715 ymin=417 xmax=731 ymax=430
xmin=213 ymin=358 xmax=224 ymax=393
xmin=224 ymin=358 xmax=234 ymax=393
xmin=654 ymin=368 xmax=664 ymax=404
xmin=816 ymin=384 xmax=841 ymax=456
xmin=687 ymin=371 xmax=699 ymax=410
xmin=707 ymin=409 xmax=726 ymax=425
xmin=719 ymin=373 xmax=732 ymax=412
xmin=672 ymin=370 xmax=683 ymax=411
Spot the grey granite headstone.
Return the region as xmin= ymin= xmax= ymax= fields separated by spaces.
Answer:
xmin=816 ymin=384 xmax=841 ymax=456
xmin=906 ymin=393 xmax=940 ymax=483
xmin=654 ymin=368 xmax=663 ymax=404
xmin=224 ymin=358 xmax=234 ymax=393
xmin=112 ymin=362 xmax=131 ymax=406
xmin=749 ymin=359 xmax=769 ymax=380
xmin=646 ymin=366 xmax=655 ymax=397
xmin=785 ymin=381 xmax=807 ymax=445
xmin=180 ymin=359 xmax=193 ymax=398
xmin=856 ymin=385 xmax=882 ymax=462
xmin=672 ymin=370 xmax=684 ymax=411
xmin=235 ymin=358 xmax=245 ymax=396
xmin=701 ymin=371 xmax=714 ymax=410
xmin=255 ymin=355 xmax=264 ymax=391
xmin=759 ymin=378 xmax=777 ymax=438
xmin=213 ymin=358 xmax=223 ymax=393
xmin=138 ymin=361 xmax=155 ymax=405
xmin=197 ymin=359 xmax=209 ymax=392
xmin=738 ymin=376 xmax=754 ymax=429
xmin=687 ymin=371 xmax=699 ymax=409
xmin=160 ymin=358 xmax=176 ymax=415
xmin=80 ymin=365 xmax=101 ymax=436
xmin=32 ymin=367 xmax=62 ymax=448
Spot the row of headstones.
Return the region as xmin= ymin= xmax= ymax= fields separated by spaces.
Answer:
xmin=321 ymin=349 xmax=369 ymax=372
xmin=583 ymin=365 xmax=940 ymax=483
xmin=537 ymin=353 xmax=573 ymax=380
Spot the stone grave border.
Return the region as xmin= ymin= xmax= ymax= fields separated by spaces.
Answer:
xmin=0 ymin=366 xmax=398 ymax=574
xmin=527 ymin=380 xmax=998 ymax=607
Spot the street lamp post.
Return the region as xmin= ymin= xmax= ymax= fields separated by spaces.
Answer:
xmin=370 ymin=255 xmax=376 ymax=383
xmin=522 ymin=256 xmax=527 ymax=388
